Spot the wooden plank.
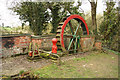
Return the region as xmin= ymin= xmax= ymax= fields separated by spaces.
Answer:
xmin=59 ymin=22 xmax=64 ymax=25
xmin=56 ymin=29 xmax=62 ymax=33
xmin=57 ymin=26 xmax=62 ymax=29
xmin=57 ymin=42 xmax=61 ymax=46
xmin=56 ymin=34 xmax=61 ymax=37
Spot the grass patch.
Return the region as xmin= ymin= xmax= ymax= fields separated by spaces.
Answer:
xmin=73 ymin=57 xmax=89 ymax=63
xmin=31 ymin=51 xmax=118 ymax=78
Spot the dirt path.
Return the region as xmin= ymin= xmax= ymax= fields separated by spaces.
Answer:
xmin=2 ymin=55 xmax=52 ymax=76
xmin=2 ymin=51 xmax=118 ymax=76
xmin=2 ymin=52 xmax=90 ymax=76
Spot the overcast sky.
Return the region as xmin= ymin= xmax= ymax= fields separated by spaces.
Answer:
xmin=0 ymin=0 xmax=118 ymax=27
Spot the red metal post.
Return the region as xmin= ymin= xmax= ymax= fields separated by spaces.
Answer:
xmin=52 ymin=38 xmax=57 ymax=54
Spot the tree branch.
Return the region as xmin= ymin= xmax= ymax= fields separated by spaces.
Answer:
xmin=88 ymin=0 xmax=90 ymax=2
xmin=96 ymin=0 xmax=97 ymax=7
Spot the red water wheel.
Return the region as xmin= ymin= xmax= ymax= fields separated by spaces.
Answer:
xmin=56 ymin=14 xmax=89 ymax=53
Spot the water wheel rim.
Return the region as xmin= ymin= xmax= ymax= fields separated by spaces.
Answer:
xmin=61 ymin=14 xmax=89 ymax=48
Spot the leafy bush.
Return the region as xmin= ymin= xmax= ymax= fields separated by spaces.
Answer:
xmin=99 ymin=2 xmax=119 ymax=52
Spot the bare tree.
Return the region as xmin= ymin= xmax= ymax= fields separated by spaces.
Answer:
xmin=88 ymin=0 xmax=97 ymax=35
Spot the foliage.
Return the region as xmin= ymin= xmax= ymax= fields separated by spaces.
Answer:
xmin=46 ymin=2 xmax=62 ymax=33
xmin=10 ymin=2 xmax=50 ymax=35
xmin=85 ymin=12 xmax=92 ymax=34
xmin=85 ymin=12 xmax=103 ymax=35
xmin=99 ymin=1 xmax=119 ymax=51
xmin=2 ymin=26 xmax=33 ymax=34
xmin=46 ymin=1 xmax=82 ymax=33
xmin=19 ymin=70 xmax=24 ymax=76
xmin=10 ymin=1 xmax=83 ymax=34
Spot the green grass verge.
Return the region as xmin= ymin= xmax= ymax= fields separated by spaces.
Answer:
xmin=30 ymin=51 xmax=118 ymax=78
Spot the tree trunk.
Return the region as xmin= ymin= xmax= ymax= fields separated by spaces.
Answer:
xmin=89 ymin=1 xmax=97 ymax=35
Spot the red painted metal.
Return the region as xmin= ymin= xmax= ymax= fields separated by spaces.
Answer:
xmin=34 ymin=50 xmax=38 ymax=55
xmin=29 ymin=51 xmax=33 ymax=56
xmin=61 ymin=14 xmax=89 ymax=47
xmin=52 ymin=38 xmax=58 ymax=54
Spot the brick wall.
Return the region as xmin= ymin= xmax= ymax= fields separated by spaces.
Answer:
xmin=0 ymin=34 xmax=55 ymax=58
xmin=31 ymin=36 xmax=54 ymax=51
xmin=1 ymin=34 xmax=95 ymax=58
xmin=80 ymin=35 xmax=95 ymax=52
xmin=1 ymin=34 xmax=31 ymax=57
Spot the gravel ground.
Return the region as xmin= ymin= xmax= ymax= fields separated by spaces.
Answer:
xmin=2 ymin=55 xmax=52 ymax=76
xmin=2 ymin=52 xmax=90 ymax=76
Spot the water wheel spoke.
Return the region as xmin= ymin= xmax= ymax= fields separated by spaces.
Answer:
xmin=67 ymin=22 xmax=81 ymax=52
xmin=68 ymin=38 xmax=74 ymax=50
xmin=67 ymin=22 xmax=82 ymax=51
xmin=69 ymin=21 xmax=74 ymax=35
xmin=63 ymin=34 xmax=73 ymax=38
xmin=77 ymin=36 xmax=80 ymax=48
xmin=74 ymin=22 xmax=81 ymax=35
